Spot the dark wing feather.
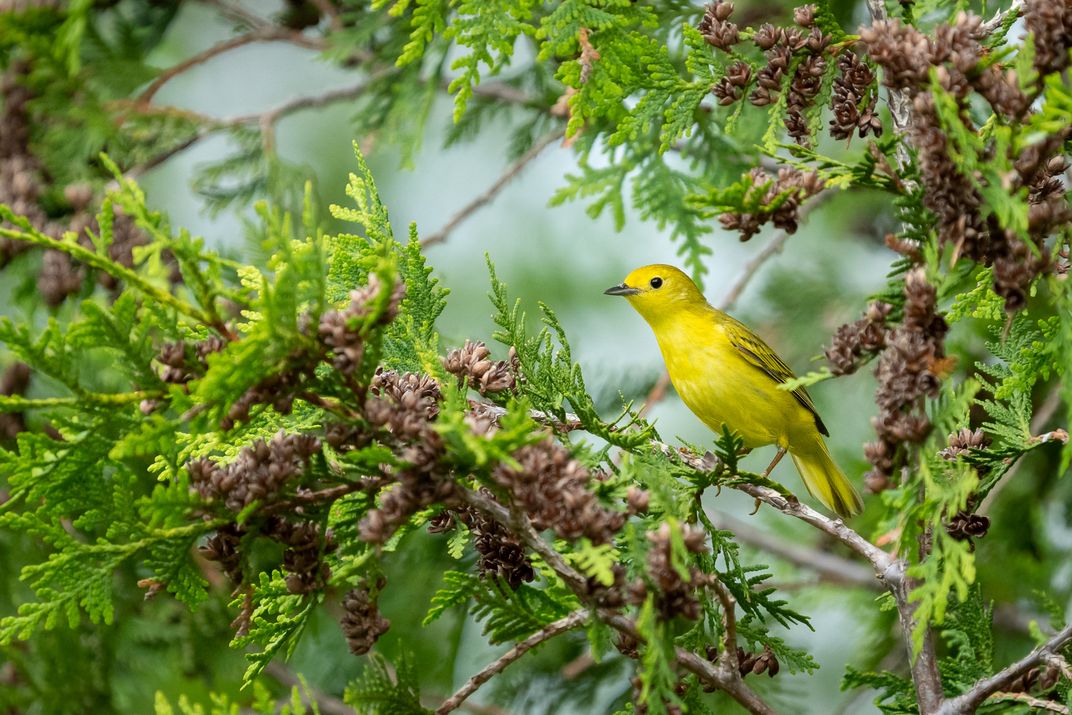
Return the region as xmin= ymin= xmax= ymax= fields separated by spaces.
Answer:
xmin=722 ymin=316 xmax=829 ymax=436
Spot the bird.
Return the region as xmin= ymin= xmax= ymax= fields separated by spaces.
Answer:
xmin=605 ymin=264 xmax=863 ymax=518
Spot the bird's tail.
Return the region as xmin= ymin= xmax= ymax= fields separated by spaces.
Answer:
xmin=789 ymin=434 xmax=863 ymax=519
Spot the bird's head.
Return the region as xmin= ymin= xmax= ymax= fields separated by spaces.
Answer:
xmin=604 ymin=264 xmax=706 ymax=323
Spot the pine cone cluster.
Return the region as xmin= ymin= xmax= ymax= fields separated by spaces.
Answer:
xmin=829 ymin=51 xmax=882 ymax=140
xmin=939 ymin=427 xmax=990 ymax=461
xmin=319 ymin=275 xmax=406 ymax=375
xmin=189 ymin=430 xmax=321 ymax=511
xmin=1 ymin=63 xmax=171 ymax=306
xmin=429 ymin=494 xmax=536 ymax=589
xmin=699 ymin=3 xmax=882 ymax=149
xmin=492 ymin=436 xmax=628 ymax=544
xmin=156 ymin=337 xmax=227 ymax=385
xmin=443 ymin=340 xmax=519 ymax=394
xmin=628 ymin=523 xmax=713 ymax=621
xmin=825 ymin=301 xmax=891 ymax=375
xmin=862 ymin=12 xmax=1069 ymax=311
xmin=944 ymin=511 xmax=990 ymax=542
xmin=864 ymin=270 xmax=949 ymax=491
xmin=719 ymin=167 xmax=824 ymax=241
xmin=199 ymin=523 xmax=246 ymax=585
xmin=339 ymin=581 xmax=391 ymax=655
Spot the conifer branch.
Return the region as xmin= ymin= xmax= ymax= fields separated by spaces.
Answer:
xmin=710 ymin=512 xmax=879 ymax=590
xmin=980 ymin=0 xmax=1025 ymax=34
xmin=435 ymin=609 xmax=589 ymax=715
xmin=0 ymin=224 xmax=218 ymax=329
xmin=987 ymin=692 xmax=1069 ymax=714
xmin=420 ymin=131 xmax=563 ymax=249
xmin=0 ymin=390 xmax=162 ymax=412
xmin=938 ymin=622 xmax=1072 ymax=714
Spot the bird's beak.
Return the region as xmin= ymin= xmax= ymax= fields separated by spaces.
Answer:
xmin=604 ymin=283 xmax=640 ymax=296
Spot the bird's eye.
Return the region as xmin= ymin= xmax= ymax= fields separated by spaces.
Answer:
xmin=650 ymin=277 xmax=663 ymax=289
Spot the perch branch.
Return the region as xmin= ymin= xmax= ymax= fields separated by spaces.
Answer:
xmin=435 ymin=610 xmax=589 ymax=715
xmin=421 ymin=130 xmax=564 ymax=248
xmin=980 ymin=0 xmax=1025 ymax=34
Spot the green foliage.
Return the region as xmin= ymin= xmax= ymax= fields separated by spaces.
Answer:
xmin=344 ymin=653 xmax=428 ymax=715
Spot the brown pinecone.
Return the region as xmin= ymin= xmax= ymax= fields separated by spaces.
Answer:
xmin=339 ymin=585 xmax=391 ymax=655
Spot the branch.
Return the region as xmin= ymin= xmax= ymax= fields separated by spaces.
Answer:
xmin=264 ymin=661 xmax=353 ymax=715
xmin=938 ymin=623 xmax=1072 ymax=715
xmin=980 ymin=0 xmax=1025 ymax=34
xmin=863 ymin=0 xmax=914 ymax=167
xmin=420 ymin=131 xmax=563 ymax=248
xmin=136 ymin=27 xmax=325 ymax=106
xmin=710 ymin=577 xmax=740 ymax=675
xmin=435 ymin=610 xmax=589 ymax=715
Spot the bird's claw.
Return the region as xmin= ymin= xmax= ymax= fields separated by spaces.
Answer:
xmin=749 ymin=498 xmax=762 ymax=516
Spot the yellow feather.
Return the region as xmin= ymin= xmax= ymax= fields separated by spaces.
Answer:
xmin=606 ymin=264 xmax=863 ymax=518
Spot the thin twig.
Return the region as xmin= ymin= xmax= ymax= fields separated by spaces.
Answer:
xmin=980 ymin=0 xmax=1025 ymax=34
xmin=435 ymin=610 xmax=589 ymax=715
xmin=710 ymin=577 xmax=740 ymax=675
xmin=137 ymin=28 xmax=324 ymax=106
xmin=420 ymin=131 xmax=564 ymax=248
xmin=938 ymin=623 xmax=1072 ymax=715
xmin=987 ymin=692 xmax=1069 ymax=714
xmin=264 ymin=661 xmax=353 ymax=715
xmin=863 ymin=0 xmax=914 ymax=167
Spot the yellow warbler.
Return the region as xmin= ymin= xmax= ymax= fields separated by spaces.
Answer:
xmin=606 ymin=264 xmax=862 ymax=518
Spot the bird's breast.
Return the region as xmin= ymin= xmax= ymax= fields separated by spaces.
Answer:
xmin=655 ymin=320 xmax=789 ymax=448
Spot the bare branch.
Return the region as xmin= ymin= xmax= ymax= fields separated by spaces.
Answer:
xmin=421 ymin=131 xmax=563 ymax=248
xmin=987 ymin=692 xmax=1069 ymax=714
xmin=136 ymin=28 xmax=325 ymax=106
xmin=710 ymin=577 xmax=740 ymax=675
xmin=862 ymin=0 xmax=914 ymax=167
xmin=198 ymin=0 xmax=273 ymax=30
xmin=436 ymin=610 xmax=589 ymax=715
xmin=938 ymin=623 xmax=1072 ymax=715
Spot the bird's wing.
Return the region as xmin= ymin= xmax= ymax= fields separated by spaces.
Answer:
xmin=722 ymin=316 xmax=829 ymax=436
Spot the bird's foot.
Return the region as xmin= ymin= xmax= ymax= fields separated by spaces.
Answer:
xmin=749 ymin=498 xmax=762 ymax=516
xmin=762 ymin=447 xmax=787 ymax=478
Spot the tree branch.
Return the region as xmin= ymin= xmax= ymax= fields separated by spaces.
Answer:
xmin=435 ymin=610 xmax=589 ymax=715
xmin=980 ymin=0 xmax=1025 ymax=34
xmin=862 ymin=0 xmax=914 ymax=168
xmin=420 ymin=130 xmax=563 ymax=248
xmin=938 ymin=623 xmax=1072 ymax=715
xmin=136 ymin=27 xmax=324 ymax=106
